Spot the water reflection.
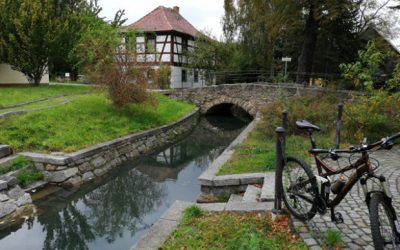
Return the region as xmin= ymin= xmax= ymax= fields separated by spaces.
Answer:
xmin=0 ymin=116 xmax=247 ymax=250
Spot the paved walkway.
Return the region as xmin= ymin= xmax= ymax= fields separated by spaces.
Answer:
xmin=301 ymin=147 xmax=400 ymax=249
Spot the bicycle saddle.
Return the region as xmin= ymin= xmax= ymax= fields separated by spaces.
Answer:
xmin=296 ymin=120 xmax=321 ymax=131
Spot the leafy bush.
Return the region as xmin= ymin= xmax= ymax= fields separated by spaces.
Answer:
xmin=343 ymin=93 xmax=400 ymax=142
xmin=273 ymin=72 xmax=289 ymax=83
xmin=75 ymin=18 xmax=156 ymax=108
xmin=16 ymin=169 xmax=44 ymax=186
xmin=340 ymin=41 xmax=385 ymax=91
xmin=388 ymin=63 xmax=400 ymax=92
xmin=153 ymin=64 xmax=171 ymax=89
xmin=0 ymin=156 xmax=32 ymax=175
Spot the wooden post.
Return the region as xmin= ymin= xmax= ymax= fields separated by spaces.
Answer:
xmin=282 ymin=109 xmax=288 ymax=130
xmin=336 ymin=104 xmax=344 ymax=149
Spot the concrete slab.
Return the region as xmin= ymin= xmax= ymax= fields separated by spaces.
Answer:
xmin=160 ymin=201 xmax=193 ymax=221
xmin=260 ymin=173 xmax=275 ymax=201
xmin=213 ymin=175 xmax=240 ymax=186
xmin=242 ymin=185 xmax=261 ymax=202
xmin=228 ymin=194 xmax=243 ymax=203
xmin=130 ymin=219 xmax=178 ymax=250
xmin=198 ymin=203 xmax=226 ymax=212
xmin=225 ymin=201 xmax=273 ymax=213
xmin=239 ymin=173 xmax=265 ymax=185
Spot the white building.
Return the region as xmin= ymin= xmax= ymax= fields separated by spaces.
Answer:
xmin=0 ymin=63 xmax=49 ymax=85
xmin=127 ymin=6 xmax=208 ymax=88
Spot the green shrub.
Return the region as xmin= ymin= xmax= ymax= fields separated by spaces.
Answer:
xmin=16 ymin=169 xmax=44 ymax=186
xmin=183 ymin=205 xmax=205 ymax=222
xmin=343 ymin=93 xmax=400 ymax=142
xmin=0 ymin=156 xmax=32 ymax=175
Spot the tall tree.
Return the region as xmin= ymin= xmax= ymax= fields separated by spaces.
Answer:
xmin=222 ymin=0 xmax=398 ymax=84
xmin=0 ymin=0 xmax=64 ymax=85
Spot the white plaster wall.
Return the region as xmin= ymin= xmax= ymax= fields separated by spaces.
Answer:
xmin=170 ymin=66 xmax=183 ymax=88
xmin=156 ymin=35 xmax=170 ymax=42
xmin=169 ymin=67 xmax=211 ymax=88
xmin=160 ymin=54 xmax=170 ymax=62
xmin=0 ymin=63 xmax=49 ymax=84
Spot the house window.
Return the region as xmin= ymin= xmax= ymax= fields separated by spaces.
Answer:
xmin=146 ymin=35 xmax=156 ymax=53
xmin=194 ymin=70 xmax=199 ymax=83
xmin=182 ymin=69 xmax=187 ymax=82
xmin=182 ymin=38 xmax=188 ymax=53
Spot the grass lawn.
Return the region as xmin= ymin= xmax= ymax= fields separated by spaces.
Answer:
xmin=161 ymin=206 xmax=307 ymax=250
xmin=217 ymin=119 xmax=332 ymax=176
xmin=0 ymin=93 xmax=195 ymax=153
xmin=0 ymin=85 xmax=90 ymax=108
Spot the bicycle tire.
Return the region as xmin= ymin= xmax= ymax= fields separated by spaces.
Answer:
xmin=280 ymin=156 xmax=318 ymax=221
xmin=369 ymin=192 xmax=399 ymax=250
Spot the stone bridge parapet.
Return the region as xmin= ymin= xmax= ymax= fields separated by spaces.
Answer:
xmin=165 ymin=83 xmax=357 ymax=117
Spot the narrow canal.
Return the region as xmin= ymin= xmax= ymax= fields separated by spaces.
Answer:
xmin=0 ymin=116 xmax=248 ymax=250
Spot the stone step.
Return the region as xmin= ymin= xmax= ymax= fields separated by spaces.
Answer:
xmin=260 ymin=173 xmax=275 ymax=202
xmin=228 ymin=194 xmax=243 ymax=203
xmin=225 ymin=201 xmax=273 ymax=213
xmin=242 ymin=185 xmax=261 ymax=202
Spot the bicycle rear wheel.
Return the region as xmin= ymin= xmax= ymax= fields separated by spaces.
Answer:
xmin=281 ymin=156 xmax=317 ymax=221
xmin=369 ymin=192 xmax=400 ymax=250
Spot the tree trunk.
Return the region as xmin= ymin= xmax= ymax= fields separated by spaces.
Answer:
xmin=33 ymin=72 xmax=43 ymax=86
xmin=296 ymin=5 xmax=318 ymax=85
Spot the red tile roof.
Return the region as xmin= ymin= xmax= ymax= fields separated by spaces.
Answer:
xmin=128 ymin=6 xmax=200 ymax=37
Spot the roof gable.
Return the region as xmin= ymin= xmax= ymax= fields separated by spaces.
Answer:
xmin=128 ymin=6 xmax=199 ymax=37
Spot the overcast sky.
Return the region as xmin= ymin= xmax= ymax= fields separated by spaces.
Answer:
xmin=98 ymin=0 xmax=399 ymax=47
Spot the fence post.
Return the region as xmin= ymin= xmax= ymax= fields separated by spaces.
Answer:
xmin=336 ymin=104 xmax=344 ymax=149
xmin=282 ymin=109 xmax=288 ymax=130
xmin=273 ymin=126 xmax=285 ymax=214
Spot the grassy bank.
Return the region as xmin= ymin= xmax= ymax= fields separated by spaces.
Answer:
xmin=0 ymin=94 xmax=195 ymax=153
xmin=161 ymin=206 xmax=307 ymax=250
xmin=218 ymin=92 xmax=400 ymax=175
xmin=0 ymin=85 xmax=90 ymax=107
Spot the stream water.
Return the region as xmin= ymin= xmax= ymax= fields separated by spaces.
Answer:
xmin=0 ymin=116 xmax=248 ymax=250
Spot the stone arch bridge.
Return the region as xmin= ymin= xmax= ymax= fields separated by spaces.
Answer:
xmin=165 ymin=83 xmax=353 ymax=118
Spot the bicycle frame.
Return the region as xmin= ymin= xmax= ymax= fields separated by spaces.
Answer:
xmin=312 ymin=152 xmax=372 ymax=208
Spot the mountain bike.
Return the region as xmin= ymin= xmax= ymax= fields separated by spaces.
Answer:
xmin=280 ymin=120 xmax=400 ymax=250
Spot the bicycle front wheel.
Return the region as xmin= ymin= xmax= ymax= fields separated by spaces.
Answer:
xmin=369 ymin=192 xmax=400 ymax=250
xmin=281 ymin=156 xmax=317 ymax=221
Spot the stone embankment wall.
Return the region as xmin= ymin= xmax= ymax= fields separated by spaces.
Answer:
xmin=20 ymin=108 xmax=200 ymax=187
xmin=198 ymin=116 xmax=265 ymax=197
xmin=0 ymin=157 xmax=33 ymax=219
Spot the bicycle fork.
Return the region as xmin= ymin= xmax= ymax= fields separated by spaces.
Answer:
xmin=361 ymin=174 xmax=400 ymax=236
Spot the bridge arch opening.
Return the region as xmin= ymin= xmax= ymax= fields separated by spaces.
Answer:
xmin=205 ymin=103 xmax=253 ymax=122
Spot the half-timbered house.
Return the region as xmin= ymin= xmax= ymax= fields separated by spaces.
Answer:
xmin=127 ymin=6 xmax=207 ymax=88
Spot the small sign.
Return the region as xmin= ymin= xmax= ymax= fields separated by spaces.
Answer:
xmin=65 ymin=72 xmax=70 ymax=78
xmin=282 ymin=57 xmax=292 ymax=62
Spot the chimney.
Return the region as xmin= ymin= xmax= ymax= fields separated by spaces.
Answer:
xmin=172 ymin=6 xmax=179 ymax=14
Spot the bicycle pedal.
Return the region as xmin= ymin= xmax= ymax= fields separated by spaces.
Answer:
xmin=333 ymin=212 xmax=344 ymax=224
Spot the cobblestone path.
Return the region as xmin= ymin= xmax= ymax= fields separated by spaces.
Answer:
xmin=301 ymin=148 xmax=400 ymax=249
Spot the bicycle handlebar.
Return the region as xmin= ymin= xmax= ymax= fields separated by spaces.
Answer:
xmin=310 ymin=132 xmax=400 ymax=155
